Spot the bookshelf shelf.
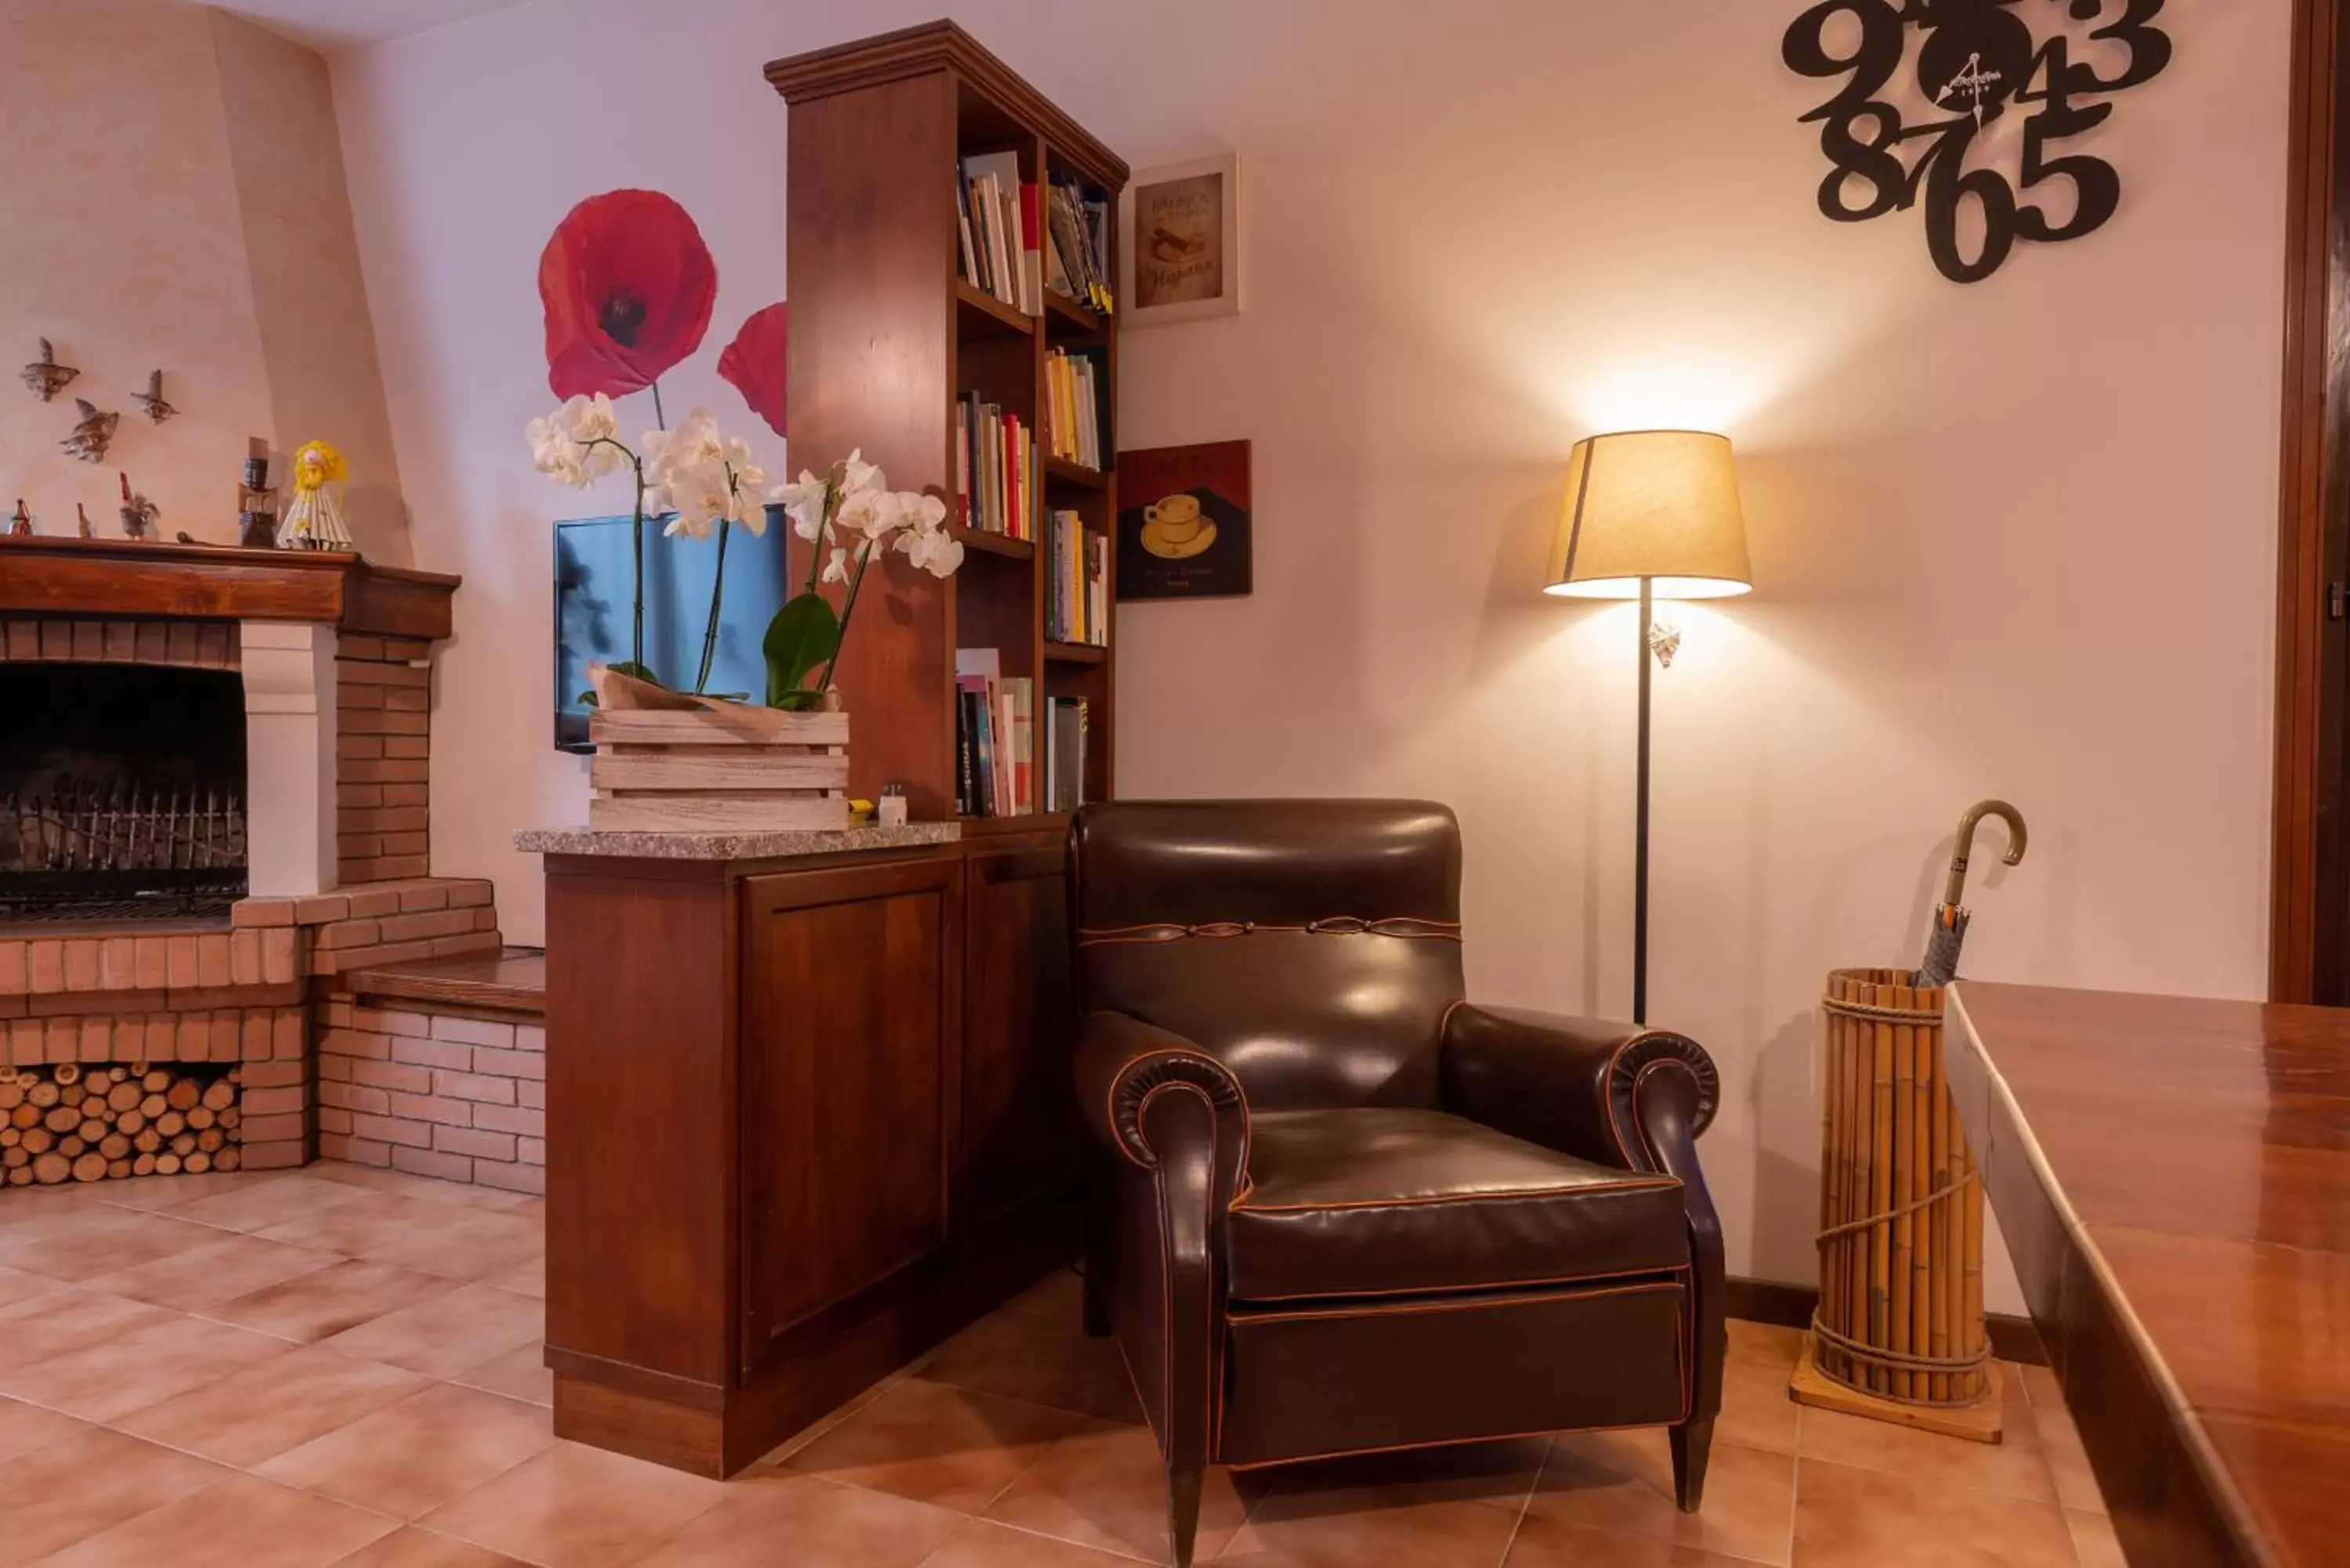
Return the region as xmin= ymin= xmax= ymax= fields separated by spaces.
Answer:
xmin=774 ymin=20 xmax=1125 ymax=826
xmin=1044 ymin=293 xmax=1108 ymax=338
xmin=1043 ymin=455 xmax=1106 ymax=492
xmin=955 ymin=278 xmax=1034 ymax=339
xmin=951 ymin=526 xmax=1035 ymax=562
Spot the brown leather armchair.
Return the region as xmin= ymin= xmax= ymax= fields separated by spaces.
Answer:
xmin=1068 ymin=800 xmax=1725 ymax=1566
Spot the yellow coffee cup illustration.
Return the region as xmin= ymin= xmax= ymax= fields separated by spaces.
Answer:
xmin=1141 ymin=492 xmax=1217 ymax=559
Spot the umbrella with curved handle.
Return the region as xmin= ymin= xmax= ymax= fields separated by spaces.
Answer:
xmin=1917 ymin=800 xmax=2027 ymax=988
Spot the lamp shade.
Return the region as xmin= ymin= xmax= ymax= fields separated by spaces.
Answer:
xmin=1544 ymin=429 xmax=1753 ymax=601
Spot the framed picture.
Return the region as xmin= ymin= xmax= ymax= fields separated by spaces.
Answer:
xmin=1121 ymin=153 xmax=1241 ymax=327
xmin=1116 ymin=440 xmax=1252 ymax=601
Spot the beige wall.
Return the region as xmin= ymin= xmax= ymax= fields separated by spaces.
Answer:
xmin=331 ymin=0 xmax=2290 ymax=1294
xmin=0 ymin=0 xmax=407 ymax=561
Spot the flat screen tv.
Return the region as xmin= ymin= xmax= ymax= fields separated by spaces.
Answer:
xmin=551 ymin=514 xmax=787 ymax=753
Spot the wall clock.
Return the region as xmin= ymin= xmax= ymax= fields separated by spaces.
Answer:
xmin=1783 ymin=0 xmax=2171 ymax=283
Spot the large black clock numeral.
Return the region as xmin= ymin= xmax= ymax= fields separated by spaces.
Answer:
xmin=1784 ymin=0 xmax=1907 ymax=113
xmin=2013 ymin=38 xmax=2122 ymax=242
xmin=2075 ymin=0 xmax=2171 ymax=92
xmin=1922 ymin=122 xmax=2018 ymax=284
xmin=1783 ymin=0 xmax=2169 ymax=282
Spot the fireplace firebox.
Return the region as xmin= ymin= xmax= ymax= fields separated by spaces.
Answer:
xmin=0 ymin=663 xmax=248 ymax=923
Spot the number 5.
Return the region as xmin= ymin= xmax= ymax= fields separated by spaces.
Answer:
xmin=2015 ymin=117 xmax=2121 ymax=243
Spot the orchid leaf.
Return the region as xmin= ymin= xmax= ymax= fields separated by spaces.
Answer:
xmin=762 ymin=592 xmax=839 ymax=707
xmin=579 ymin=659 xmax=663 ymax=708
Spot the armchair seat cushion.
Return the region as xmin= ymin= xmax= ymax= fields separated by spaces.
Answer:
xmin=1226 ymin=1107 xmax=1690 ymax=1302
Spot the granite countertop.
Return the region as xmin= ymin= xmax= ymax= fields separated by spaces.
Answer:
xmin=515 ymin=821 xmax=962 ymax=859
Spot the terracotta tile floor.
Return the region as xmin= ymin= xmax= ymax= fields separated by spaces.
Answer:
xmin=0 ymin=1162 xmax=2120 ymax=1566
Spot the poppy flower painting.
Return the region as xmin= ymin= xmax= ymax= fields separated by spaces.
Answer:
xmin=537 ymin=190 xmax=718 ymax=399
xmin=718 ymin=302 xmax=789 ymax=438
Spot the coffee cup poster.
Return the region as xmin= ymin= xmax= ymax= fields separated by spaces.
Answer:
xmin=1122 ymin=154 xmax=1242 ymax=326
xmin=1115 ymin=440 xmax=1252 ymax=602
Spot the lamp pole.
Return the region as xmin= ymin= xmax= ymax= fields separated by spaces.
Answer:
xmin=1634 ymin=576 xmax=1652 ymax=1026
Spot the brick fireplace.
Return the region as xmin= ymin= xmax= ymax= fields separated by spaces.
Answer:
xmin=0 ymin=537 xmax=503 ymax=1188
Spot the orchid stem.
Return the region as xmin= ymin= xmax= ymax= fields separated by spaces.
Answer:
xmin=693 ymin=514 xmax=733 ymax=695
xmin=629 ymin=457 xmax=645 ymax=674
xmin=813 ymin=536 xmax=880 ymax=697
xmin=650 ymin=381 xmax=667 ymax=432
xmin=803 ymin=474 xmax=837 ymax=597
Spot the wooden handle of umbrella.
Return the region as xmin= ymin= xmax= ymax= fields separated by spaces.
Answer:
xmin=1942 ymin=800 xmax=2028 ymax=911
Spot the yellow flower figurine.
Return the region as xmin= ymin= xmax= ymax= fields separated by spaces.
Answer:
xmin=280 ymin=439 xmax=353 ymax=550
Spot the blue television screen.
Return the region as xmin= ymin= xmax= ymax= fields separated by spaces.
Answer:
xmin=552 ymin=514 xmax=788 ymax=752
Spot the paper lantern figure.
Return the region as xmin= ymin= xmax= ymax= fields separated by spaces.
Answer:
xmin=280 ymin=439 xmax=352 ymax=550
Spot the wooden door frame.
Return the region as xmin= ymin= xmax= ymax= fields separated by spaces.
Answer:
xmin=2274 ymin=0 xmax=2350 ymax=1003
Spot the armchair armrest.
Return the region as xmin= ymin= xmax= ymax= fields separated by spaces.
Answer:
xmin=1441 ymin=1003 xmax=1727 ymax=1429
xmin=1073 ymin=1010 xmax=1252 ymax=1199
xmin=1441 ymin=1003 xmax=1718 ymax=1176
xmin=1070 ymin=1010 xmax=1249 ymax=1472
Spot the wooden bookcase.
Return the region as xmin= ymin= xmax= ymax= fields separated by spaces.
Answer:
xmin=768 ymin=21 xmax=1128 ymax=829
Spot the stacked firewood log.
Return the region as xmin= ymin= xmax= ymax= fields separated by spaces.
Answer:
xmin=0 ymin=1064 xmax=240 ymax=1187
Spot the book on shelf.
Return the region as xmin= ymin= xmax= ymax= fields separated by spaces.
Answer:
xmin=954 ymin=649 xmax=1034 ymax=818
xmin=1043 ymin=349 xmax=1105 ymax=471
xmin=956 ymin=152 xmax=1038 ymax=315
xmin=1043 ymin=179 xmax=1113 ymax=315
xmin=1045 ymin=509 xmax=1108 ymax=647
xmin=956 ymin=392 xmax=1033 ymax=540
xmin=1042 ymin=695 xmax=1090 ymax=814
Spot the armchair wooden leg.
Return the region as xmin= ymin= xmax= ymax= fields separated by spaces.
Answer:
xmin=1166 ymin=1462 xmax=1204 ymax=1567
xmin=1670 ymin=1416 xmax=1715 ymax=1512
xmin=1081 ymin=1268 xmax=1112 ymax=1338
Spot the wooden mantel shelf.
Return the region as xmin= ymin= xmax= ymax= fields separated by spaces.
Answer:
xmin=0 ymin=536 xmax=461 ymax=641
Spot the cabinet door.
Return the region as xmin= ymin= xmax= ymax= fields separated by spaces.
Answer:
xmin=739 ymin=855 xmax=960 ymax=1371
xmin=962 ymin=840 xmax=1080 ymax=1228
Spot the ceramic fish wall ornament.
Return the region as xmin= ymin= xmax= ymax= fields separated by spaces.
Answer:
xmin=132 ymin=369 xmax=176 ymax=424
xmin=21 ymin=339 xmax=77 ymax=403
xmin=62 ymin=399 xmax=118 ymax=464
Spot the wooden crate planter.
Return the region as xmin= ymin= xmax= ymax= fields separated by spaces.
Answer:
xmin=587 ymin=673 xmax=851 ymax=833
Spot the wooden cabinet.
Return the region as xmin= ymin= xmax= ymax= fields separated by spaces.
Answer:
xmin=961 ymin=840 xmax=1080 ymax=1229
xmin=542 ymin=20 xmax=1122 ymax=1483
xmin=739 ymin=856 xmax=960 ymax=1374
xmin=542 ymin=831 xmax=1077 ymax=1478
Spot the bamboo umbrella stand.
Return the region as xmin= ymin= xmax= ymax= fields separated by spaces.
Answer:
xmin=1791 ymin=968 xmax=2004 ymax=1442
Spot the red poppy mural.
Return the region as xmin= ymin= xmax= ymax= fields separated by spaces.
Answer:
xmin=718 ymin=303 xmax=789 ymax=438
xmin=537 ymin=190 xmax=718 ymax=399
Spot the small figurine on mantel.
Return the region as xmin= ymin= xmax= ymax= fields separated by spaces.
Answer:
xmin=237 ymin=438 xmax=278 ymax=548
xmin=278 ymin=439 xmax=352 ymax=550
xmin=75 ymin=502 xmax=92 ymax=539
xmin=8 ymin=500 xmax=31 ymax=537
xmin=118 ymin=473 xmax=157 ymax=540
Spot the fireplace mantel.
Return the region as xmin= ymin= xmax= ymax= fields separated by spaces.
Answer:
xmin=0 ymin=537 xmax=460 ymax=641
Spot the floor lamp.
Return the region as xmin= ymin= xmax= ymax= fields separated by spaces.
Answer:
xmin=1543 ymin=431 xmax=1752 ymax=1024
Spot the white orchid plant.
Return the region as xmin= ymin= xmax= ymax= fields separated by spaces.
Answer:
xmin=529 ymin=397 xmax=962 ymax=711
xmin=529 ymin=393 xmax=766 ymax=697
xmin=765 ymin=449 xmax=963 ymax=710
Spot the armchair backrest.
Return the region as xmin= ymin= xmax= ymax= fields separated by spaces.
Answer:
xmin=1069 ymin=800 xmax=1466 ymax=1111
